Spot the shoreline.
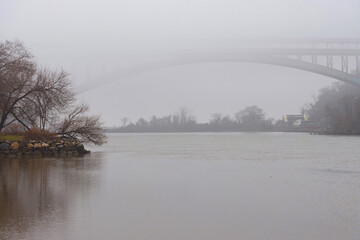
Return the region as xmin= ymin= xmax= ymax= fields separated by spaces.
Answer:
xmin=0 ymin=139 xmax=90 ymax=159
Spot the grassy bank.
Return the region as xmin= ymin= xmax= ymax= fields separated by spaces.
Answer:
xmin=0 ymin=134 xmax=24 ymax=141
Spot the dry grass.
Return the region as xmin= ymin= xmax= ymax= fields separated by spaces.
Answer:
xmin=23 ymin=128 xmax=59 ymax=141
xmin=0 ymin=134 xmax=24 ymax=141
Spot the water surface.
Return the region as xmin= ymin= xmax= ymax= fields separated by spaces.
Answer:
xmin=1 ymin=133 xmax=359 ymax=240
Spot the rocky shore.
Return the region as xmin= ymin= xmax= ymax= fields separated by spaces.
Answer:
xmin=0 ymin=139 xmax=90 ymax=158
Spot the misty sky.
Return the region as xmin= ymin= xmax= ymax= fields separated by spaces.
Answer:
xmin=1 ymin=0 xmax=360 ymax=126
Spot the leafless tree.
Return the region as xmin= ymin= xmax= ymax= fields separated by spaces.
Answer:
xmin=1 ymin=40 xmax=106 ymax=145
xmin=210 ymin=113 xmax=223 ymax=125
xmin=303 ymin=82 xmax=360 ymax=133
xmin=0 ymin=40 xmax=73 ymax=131
xmin=120 ymin=117 xmax=129 ymax=127
xmin=0 ymin=40 xmax=36 ymax=131
xmin=56 ymin=104 xmax=106 ymax=145
xmin=173 ymin=107 xmax=196 ymax=125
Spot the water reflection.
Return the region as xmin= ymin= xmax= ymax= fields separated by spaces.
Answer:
xmin=0 ymin=155 xmax=103 ymax=239
xmin=1 ymin=133 xmax=360 ymax=240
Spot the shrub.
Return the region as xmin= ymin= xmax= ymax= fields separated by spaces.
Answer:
xmin=24 ymin=128 xmax=59 ymax=141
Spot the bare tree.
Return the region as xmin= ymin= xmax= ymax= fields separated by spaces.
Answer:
xmin=120 ymin=117 xmax=129 ymax=127
xmin=57 ymin=104 xmax=106 ymax=145
xmin=173 ymin=107 xmax=196 ymax=125
xmin=235 ymin=105 xmax=267 ymax=130
xmin=0 ymin=40 xmax=73 ymax=131
xmin=0 ymin=40 xmax=36 ymax=131
xmin=1 ymin=40 xmax=106 ymax=145
xmin=210 ymin=113 xmax=223 ymax=125
xmin=303 ymin=82 xmax=360 ymax=133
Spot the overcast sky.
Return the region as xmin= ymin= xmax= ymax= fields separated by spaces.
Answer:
xmin=1 ymin=0 xmax=360 ymax=126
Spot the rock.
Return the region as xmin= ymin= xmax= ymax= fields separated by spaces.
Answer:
xmin=10 ymin=142 xmax=19 ymax=150
xmin=34 ymin=143 xmax=41 ymax=148
xmin=19 ymin=141 xmax=27 ymax=148
xmin=41 ymin=143 xmax=49 ymax=148
xmin=33 ymin=143 xmax=42 ymax=148
xmin=0 ymin=142 xmax=10 ymax=150
xmin=76 ymin=144 xmax=90 ymax=155
xmin=0 ymin=139 xmax=90 ymax=158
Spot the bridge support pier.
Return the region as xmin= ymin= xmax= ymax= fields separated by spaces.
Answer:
xmin=312 ymin=55 xmax=317 ymax=64
xmin=327 ymin=55 xmax=333 ymax=68
xmin=342 ymin=55 xmax=348 ymax=73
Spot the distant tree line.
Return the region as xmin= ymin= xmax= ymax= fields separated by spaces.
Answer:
xmin=0 ymin=40 xmax=106 ymax=145
xmin=302 ymin=82 xmax=360 ymax=134
xmin=107 ymin=106 xmax=274 ymax=133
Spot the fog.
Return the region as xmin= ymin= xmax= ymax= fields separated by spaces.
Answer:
xmin=1 ymin=0 xmax=360 ymax=126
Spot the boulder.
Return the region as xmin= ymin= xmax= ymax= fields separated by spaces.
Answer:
xmin=76 ymin=144 xmax=90 ymax=155
xmin=33 ymin=143 xmax=42 ymax=148
xmin=10 ymin=142 xmax=19 ymax=150
xmin=0 ymin=142 xmax=10 ymax=150
xmin=41 ymin=143 xmax=50 ymax=148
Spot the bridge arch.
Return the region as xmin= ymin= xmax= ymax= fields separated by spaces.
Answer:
xmin=77 ymin=52 xmax=360 ymax=93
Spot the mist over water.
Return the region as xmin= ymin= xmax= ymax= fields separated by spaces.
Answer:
xmin=1 ymin=1 xmax=360 ymax=239
xmin=2 ymin=0 xmax=360 ymax=126
xmin=1 ymin=133 xmax=360 ymax=240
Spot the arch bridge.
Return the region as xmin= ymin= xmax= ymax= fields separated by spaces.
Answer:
xmin=77 ymin=38 xmax=360 ymax=93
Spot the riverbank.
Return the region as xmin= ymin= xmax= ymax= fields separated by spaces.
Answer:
xmin=0 ymin=139 xmax=90 ymax=158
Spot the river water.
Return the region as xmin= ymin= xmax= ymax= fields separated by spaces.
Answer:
xmin=0 ymin=132 xmax=359 ymax=240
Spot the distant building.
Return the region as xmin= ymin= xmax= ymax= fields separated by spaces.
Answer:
xmin=282 ymin=114 xmax=308 ymax=127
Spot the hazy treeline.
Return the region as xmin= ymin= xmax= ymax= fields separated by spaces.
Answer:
xmin=302 ymin=82 xmax=360 ymax=134
xmin=107 ymin=106 xmax=274 ymax=133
